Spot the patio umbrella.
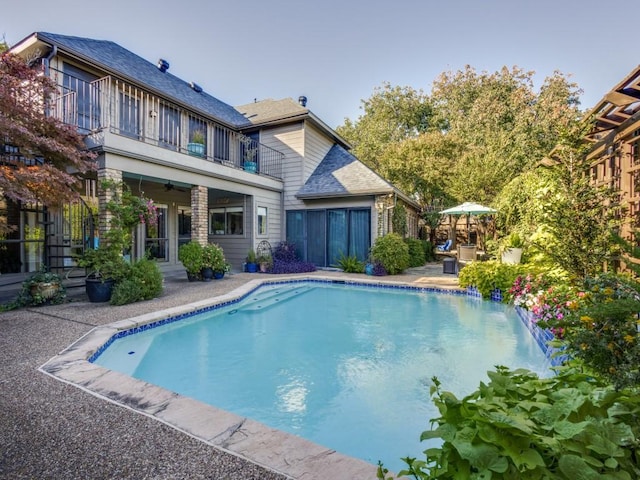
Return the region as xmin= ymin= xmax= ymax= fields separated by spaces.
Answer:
xmin=440 ymin=202 xmax=497 ymax=244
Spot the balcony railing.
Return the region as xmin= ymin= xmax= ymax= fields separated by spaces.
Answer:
xmin=48 ymin=72 xmax=283 ymax=180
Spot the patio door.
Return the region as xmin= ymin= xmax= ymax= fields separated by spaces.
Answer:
xmin=286 ymin=208 xmax=371 ymax=267
xmin=145 ymin=205 xmax=168 ymax=261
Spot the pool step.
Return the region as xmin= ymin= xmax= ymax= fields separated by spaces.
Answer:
xmin=240 ymin=284 xmax=313 ymax=312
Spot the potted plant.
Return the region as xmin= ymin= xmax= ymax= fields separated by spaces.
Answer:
xmin=241 ymin=136 xmax=258 ymax=173
xmin=78 ymin=246 xmax=129 ymax=302
xmin=201 ymin=243 xmax=226 ymax=281
xmin=246 ymin=248 xmax=258 ymax=273
xmin=258 ymin=253 xmax=272 ymax=273
xmin=178 ymin=241 xmax=204 ymax=281
xmin=188 ymin=129 xmax=205 ymax=157
xmin=22 ymin=267 xmax=66 ymax=306
xmin=500 ymin=232 xmax=525 ymax=264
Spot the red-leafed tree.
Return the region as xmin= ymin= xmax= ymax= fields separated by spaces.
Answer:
xmin=0 ymin=52 xmax=96 ymax=216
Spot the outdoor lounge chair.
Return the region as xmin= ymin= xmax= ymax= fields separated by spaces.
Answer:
xmin=436 ymin=239 xmax=452 ymax=252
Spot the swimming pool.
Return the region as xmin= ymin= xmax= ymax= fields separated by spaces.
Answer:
xmin=92 ymin=280 xmax=551 ymax=474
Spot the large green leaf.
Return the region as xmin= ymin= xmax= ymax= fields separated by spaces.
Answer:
xmin=558 ymin=454 xmax=602 ymax=480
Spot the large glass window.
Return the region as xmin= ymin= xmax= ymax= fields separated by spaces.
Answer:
xmin=286 ymin=208 xmax=370 ymax=267
xmin=210 ymin=207 xmax=243 ymax=235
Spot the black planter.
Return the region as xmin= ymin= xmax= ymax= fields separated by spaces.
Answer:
xmin=186 ymin=272 xmax=201 ymax=282
xmin=85 ymin=277 xmax=115 ymax=303
xmin=201 ymin=267 xmax=214 ymax=282
xmin=213 ymin=271 xmax=225 ymax=280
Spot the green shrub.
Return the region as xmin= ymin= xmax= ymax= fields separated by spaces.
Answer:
xmin=457 ymin=260 xmax=526 ymax=299
xmin=337 ymin=253 xmax=365 ymax=273
xmin=378 ymin=366 xmax=640 ymax=479
xmin=178 ymin=241 xmax=204 ymax=275
xmin=370 ymin=233 xmax=410 ymax=275
xmin=405 ymin=238 xmax=426 ymax=267
xmin=110 ymin=258 xmax=163 ymax=305
xmin=421 ymin=240 xmax=436 ymax=262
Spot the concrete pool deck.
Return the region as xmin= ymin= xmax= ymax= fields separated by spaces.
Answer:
xmin=0 ymin=264 xmax=461 ymax=479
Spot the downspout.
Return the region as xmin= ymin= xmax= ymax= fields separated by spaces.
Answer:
xmin=42 ymin=45 xmax=57 ymax=75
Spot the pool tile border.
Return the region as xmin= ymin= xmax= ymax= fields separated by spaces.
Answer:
xmin=39 ymin=275 xmax=554 ymax=480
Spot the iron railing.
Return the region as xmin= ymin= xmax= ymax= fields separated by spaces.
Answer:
xmin=48 ymin=70 xmax=284 ymax=180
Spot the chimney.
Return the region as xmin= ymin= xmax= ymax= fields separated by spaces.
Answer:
xmin=298 ymin=95 xmax=307 ymax=107
xmin=157 ymin=59 xmax=169 ymax=72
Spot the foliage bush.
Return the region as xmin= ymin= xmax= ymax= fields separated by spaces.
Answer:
xmin=337 ymin=253 xmax=365 ymax=273
xmin=378 ymin=366 xmax=640 ymax=479
xmin=457 ymin=260 xmax=527 ymax=299
xmin=370 ymin=233 xmax=410 ymax=275
xmin=110 ymin=258 xmax=163 ymax=305
xmin=0 ymin=267 xmax=67 ymax=310
xmin=269 ymin=241 xmax=316 ymax=274
xmin=531 ymin=273 xmax=640 ymax=391
xmin=202 ymin=243 xmax=226 ymax=272
xmin=405 ymin=238 xmax=426 ymax=267
xmin=178 ymin=241 xmax=204 ymax=275
xmin=421 ymin=240 xmax=436 ymax=262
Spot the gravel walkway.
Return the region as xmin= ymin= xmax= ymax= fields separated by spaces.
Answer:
xmin=0 ymin=265 xmax=459 ymax=479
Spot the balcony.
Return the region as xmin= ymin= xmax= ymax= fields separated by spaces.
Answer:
xmin=48 ymin=73 xmax=283 ymax=180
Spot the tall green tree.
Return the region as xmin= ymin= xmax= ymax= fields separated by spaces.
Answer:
xmin=536 ymin=140 xmax=618 ymax=278
xmin=336 ymin=83 xmax=432 ymax=172
xmin=497 ymin=123 xmax=618 ymax=278
xmin=430 ymin=66 xmax=582 ymax=204
xmin=339 ymin=66 xmax=583 ymax=212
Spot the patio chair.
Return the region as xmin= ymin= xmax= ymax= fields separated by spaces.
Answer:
xmin=436 ymin=239 xmax=452 ymax=252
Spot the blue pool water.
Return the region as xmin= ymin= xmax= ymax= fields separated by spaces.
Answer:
xmin=94 ymin=282 xmax=551 ymax=473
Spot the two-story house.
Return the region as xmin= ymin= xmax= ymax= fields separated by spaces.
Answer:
xmin=1 ymin=32 xmax=420 ymax=274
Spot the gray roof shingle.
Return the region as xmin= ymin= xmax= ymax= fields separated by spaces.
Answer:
xmin=297 ymin=144 xmax=393 ymax=199
xmin=236 ymin=98 xmax=308 ymax=124
xmin=37 ymin=32 xmax=250 ymax=128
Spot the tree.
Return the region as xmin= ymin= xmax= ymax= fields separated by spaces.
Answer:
xmin=338 ymin=66 xmax=584 ymax=212
xmin=430 ymin=66 xmax=582 ymax=205
xmin=0 ymin=52 xmax=96 ymax=214
xmin=494 ymin=121 xmax=618 ymax=279
xmin=336 ymin=83 xmax=432 ymax=172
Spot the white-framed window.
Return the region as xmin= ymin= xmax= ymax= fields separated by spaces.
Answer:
xmin=257 ymin=206 xmax=268 ymax=235
xmin=210 ymin=207 xmax=243 ymax=235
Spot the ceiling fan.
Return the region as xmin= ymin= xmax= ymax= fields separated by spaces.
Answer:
xmin=164 ymin=181 xmax=186 ymax=192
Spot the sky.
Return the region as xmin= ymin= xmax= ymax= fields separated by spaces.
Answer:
xmin=2 ymin=0 xmax=638 ymax=128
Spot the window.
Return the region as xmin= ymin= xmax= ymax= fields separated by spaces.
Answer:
xmin=62 ymin=63 xmax=99 ymax=131
xmin=210 ymin=207 xmax=243 ymax=235
xmin=286 ymin=208 xmax=371 ymax=267
xmin=159 ymin=102 xmax=180 ymax=150
xmin=118 ymin=91 xmax=140 ymax=138
xmin=214 ymin=126 xmax=230 ymax=161
xmin=257 ymin=206 xmax=267 ymax=235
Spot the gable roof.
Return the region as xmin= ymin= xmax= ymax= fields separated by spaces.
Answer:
xmin=20 ymin=32 xmax=251 ymax=129
xmin=237 ymin=97 xmax=351 ymax=148
xmin=296 ymin=144 xmax=419 ymax=208
xmin=237 ymin=97 xmax=308 ymax=124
